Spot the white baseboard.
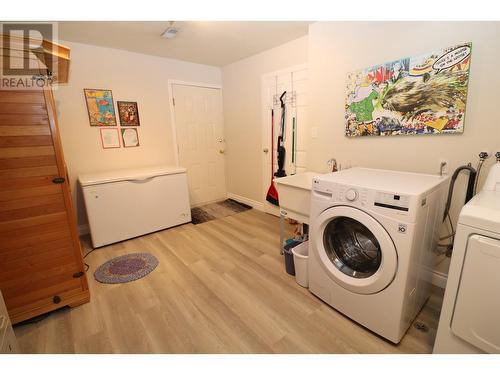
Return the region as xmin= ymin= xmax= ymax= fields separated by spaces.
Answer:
xmin=78 ymin=223 xmax=90 ymax=236
xmin=227 ymin=193 xmax=264 ymax=211
xmin=431 ymin=270 xmax=448 ymax=289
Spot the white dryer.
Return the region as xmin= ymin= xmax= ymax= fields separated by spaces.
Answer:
xmin=309 ymin=168 xmax=448 ymax=343
xmin=433 ymin=159 xmax=500 ymax=353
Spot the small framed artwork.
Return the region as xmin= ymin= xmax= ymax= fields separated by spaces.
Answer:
xmin=117 ymin=101 xmax=140 ymax=126
xmin=100 ymin=128 xmax=121 ymax=149
xmin=84 ymin=89 xmax=117 ymax=126
xmin=121 ymin=128 xmax=140 ymax=147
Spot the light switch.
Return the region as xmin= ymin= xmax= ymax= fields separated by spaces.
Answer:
xmin=311 ymin=127 xmax=318 ymax=139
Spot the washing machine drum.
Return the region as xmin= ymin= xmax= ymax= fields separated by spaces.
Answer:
xmin=324 ymin=217 xmax=382 ymax=279
xmin=314 ymin=206 xmax=398 ymax=294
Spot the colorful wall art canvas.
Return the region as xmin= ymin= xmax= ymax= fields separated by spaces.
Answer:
xmin=84 ymin=89 xmax=117 ymax=126
xmin=345 ymin=43 xmax=471 ymax=137
xmin=117 ymin=101 xmax=140 ymax=126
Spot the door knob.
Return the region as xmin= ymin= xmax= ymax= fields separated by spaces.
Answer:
xmin=263 ymin=148 xmax=269 ymax=154
xmin=219 ymin=149 xmax=225 ymax=154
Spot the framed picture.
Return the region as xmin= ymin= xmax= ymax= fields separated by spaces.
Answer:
xmin=84 ymin=89 xmax=117 ymax=126
xmin=345 ymin=43 xmax=471 ymax=137
xmin=100 ymin=128 xmax=121 ymax=149
xmin=117 ymin=101 xmax=140 ymax=126
xmin=121 ymin=128 xmax=140 ymax=147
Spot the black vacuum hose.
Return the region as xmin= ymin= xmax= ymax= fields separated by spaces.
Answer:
xmin=442 ymin=165 xmax=477 ymax=222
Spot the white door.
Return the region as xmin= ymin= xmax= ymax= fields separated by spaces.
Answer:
xmin=261 ymin=65 xmax=309 ymax=215
xmin=172 ymin=84 xmax=226 ymax=206
xmin=312 ymin=206 xmax=398 ymax=294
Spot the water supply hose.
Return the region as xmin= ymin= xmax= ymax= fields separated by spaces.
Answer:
xmin=442 ymin=164 xmax=477 ymax=222
xmin=473 ymin=152 xmax=489 ymax=195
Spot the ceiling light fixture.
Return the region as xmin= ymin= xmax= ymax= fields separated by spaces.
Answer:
xmin=161 ymin=21 xmax=178 ymax=39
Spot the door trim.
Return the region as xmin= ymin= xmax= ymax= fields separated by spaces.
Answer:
xmin=167 ymin=79 xmax=223 ymax=167
xmin=312 ymin=205 xmax=398 ymax=295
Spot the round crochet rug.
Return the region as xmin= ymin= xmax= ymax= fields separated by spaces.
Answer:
xmin=94 ymin=253 xmax=158 ymax=284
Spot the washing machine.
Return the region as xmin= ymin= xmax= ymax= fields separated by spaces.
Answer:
xmin=433 ymin=158 xmax=500 ymax=353
xmin=309 ymin=167 xmax=449 ymax=343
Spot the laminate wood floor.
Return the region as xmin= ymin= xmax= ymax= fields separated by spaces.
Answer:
xmin=13 ymin=210 xmax=444 ymax=353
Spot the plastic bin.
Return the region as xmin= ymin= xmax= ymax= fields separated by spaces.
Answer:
xmin=283 ymin=247 xmax=295 ymax=276
xmin=292 ymin=241 xmax=309 ymax=287
xmin=284 ymin=238 xmax=304 ymax=275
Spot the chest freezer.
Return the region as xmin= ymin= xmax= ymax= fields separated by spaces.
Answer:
xmin=79 ymin=166 xmax=191 ymax=248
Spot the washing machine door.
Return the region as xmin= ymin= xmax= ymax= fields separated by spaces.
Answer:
xmin=313 ymin=206 xmax=398 ymax=294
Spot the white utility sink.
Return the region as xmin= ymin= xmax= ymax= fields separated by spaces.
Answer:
xmin=275 ymin=171 xmax=321 ymax=224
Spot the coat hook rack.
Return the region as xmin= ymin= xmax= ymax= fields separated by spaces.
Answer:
xmin=272 ymin=91 xmax=296 ymax=108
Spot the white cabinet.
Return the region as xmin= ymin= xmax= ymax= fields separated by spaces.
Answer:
xmin=80 ymin=166 xmax=191 ymax=248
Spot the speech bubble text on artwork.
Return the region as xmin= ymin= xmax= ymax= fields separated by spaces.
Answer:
xmin=433 ymin=45 xmax=471 ymax=74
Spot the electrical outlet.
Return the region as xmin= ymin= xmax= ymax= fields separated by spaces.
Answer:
xmin=439 ymin=159 xmax=449 ymax=175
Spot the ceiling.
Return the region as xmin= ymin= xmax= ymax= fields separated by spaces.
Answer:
xmin=58 ymin=21 xmax=311 ymax=66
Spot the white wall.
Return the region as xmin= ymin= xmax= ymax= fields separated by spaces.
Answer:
xmin=54 ymin=41 xmax=221 ymax=226
xmin=308 ymin=21 xmax=499 ymax=191
xmin=308 ymin=21 xmax=500 ymax=275
xmin=222 ymin=36 xmax=308 ymax=203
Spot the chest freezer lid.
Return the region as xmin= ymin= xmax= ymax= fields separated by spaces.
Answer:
xmin=79 ymin=165 xmax=186 ymax=187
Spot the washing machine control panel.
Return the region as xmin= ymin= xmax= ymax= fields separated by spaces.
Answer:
xmin=374 ymin=192 xmax=410 ymax=212
xmin=313 ymin=180 xmax=410 ymax=213
xmin=337 ymin=186 xmax=368 ymax=206
xmin=312 ymin=179 xmax=335 ymax=196
xmin=312 ymin=181 xmax=369 ymax=206
xmin=345 ymin=188 xmax=358 ymax=201
xmin=313 ymin=178 xmax=414 ymax=221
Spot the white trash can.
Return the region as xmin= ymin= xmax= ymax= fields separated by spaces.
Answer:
xmin=291 ymin=241 xmax=309 ymax=287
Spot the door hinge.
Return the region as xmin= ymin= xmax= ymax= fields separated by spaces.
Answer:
xmin=73 ymin=271 xmax=85 ymax=278
xmin=172 ymin=97 xmax=175 ymax=106
xmin=52 ymin=177 xmax=65 ymax=184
